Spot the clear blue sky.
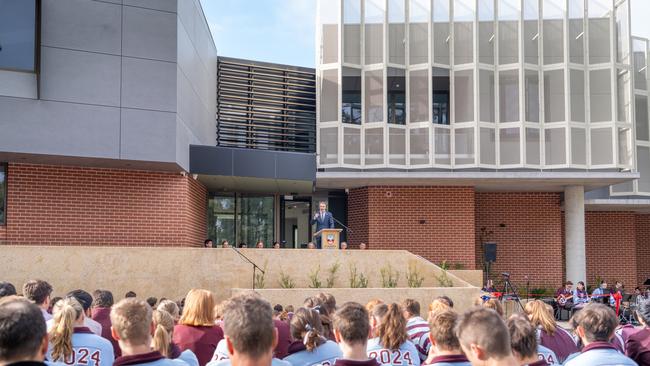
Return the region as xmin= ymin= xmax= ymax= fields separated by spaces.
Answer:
xmin=200 ymin=0 xmax=650 ymax=69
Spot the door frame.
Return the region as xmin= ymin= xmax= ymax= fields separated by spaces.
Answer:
xmin=279 ymin=196 xmax=312 ymax=248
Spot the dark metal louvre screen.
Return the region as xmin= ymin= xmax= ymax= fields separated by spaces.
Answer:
xmin=217 ymin=57 xmax=316 ymax=153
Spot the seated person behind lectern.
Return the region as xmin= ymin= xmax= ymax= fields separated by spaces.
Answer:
xmin=311 ymin=201 xmax=334 ymax=249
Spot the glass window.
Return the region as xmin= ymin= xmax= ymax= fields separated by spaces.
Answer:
xmin=589 ymin=0 xmax=611 ymax=65
xmin=568 ymin=0 xmax=584 ymax=64
xmin=208 ymin=195 xmax=236 ymax=247
xmin=409 ymin=69 xmax=429 ymax=122
xmin=590 ymin=69 xmax=612 ymax=122
xmin=543 ymin=0 xmax=564 ymax=65
xmin=319 ymin=0 xmax=339 ymax=64
xmin=478 ymin=0 xmax=495 ymax=65
xmin=344 ymin=127 xmax=361 ymax=164
xmin=238 ymin=196 xmax=275 ymax=247
xmin=635 ymin=95 xmax=649 ymax=141
xmin=570 ymin=69 xmax=585 ymax=122
xmin=454 ymin=69 xmax=474 ymax=123
xmin=0 ymin=0 xmax=37 ymax=72
xmin=638 ymin=146 xmax=650 ymax=192
xmin=500 ymin=127 xmax=520 ymax=165
xmin=387 ymin=68 xmax=406 ymax=124
xmin=454 ymin=0 xmax=474 ymax=65
xmin=454 ymin=127 xmax=475 ymax=165
xmin=499 ymin=0 xmax=519 ymax=65
xmin=544 ymin=70 xmax=565 ymax=122
xmin=433 ymin=0 xmax=451 ymax=65
xmin=409 ymin=0 xmax=429 ymax=65
xmin=499 ymin=70 xmax=519 ymax=123
xmin=526 ymin=128 xmax=540 ymax=165
xmin=545 ymin=128 xmax=566 ymax=165
xmin=618 ymin=127 xmax=632 ymax=166
xmin=365 ymin=69 xmax=384 ymax=122
xmin=365 ymin=127 xmax=384 ymax=164
xmin=344 ymin=0 xmax=362 ymax=65
xmin=523 ymin=0 xmax=539 ymax=65
xmin=615 ymin=1 xmax=629 ymax=64
xmin=571 ymin=127 xmax=586 ymax=165
xmin=320 ymin=69 xmax=339 ymax=122
xmin=479 ymin=70 xmax=495 ymax=122
xmin=591 ymin=128 xmax=613 ymax=165
xmin=389 ymin=127 xmax=406 ymax=164
xmin=434 ymin=127 xmax=451 ymax=164
xmin=617 ymin=69 xmax=630 ymax=123
xmin=634 ymin=39 xmax=647 ymax=91
xmin=342 ymin=67 xmax=362 ymax=124
xmin=410 ymin=127 xmax=430 ymax=165
xmin=525 ymin=70 xmax=540 ymax=122
xmin=388 ymin=0 xmax=406 ymax=65
xmin=365 ymin=0 xmax=385 ymax=65
xmin=432 ymin=67 xmax=450 ymax=124
xmin=320 ymin=127 xmax=338 ymax=164
xmin=480 ymin=127 xmax=496 ymax=165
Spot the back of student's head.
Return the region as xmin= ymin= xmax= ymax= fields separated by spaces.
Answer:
xmin=157 ymin=299 xmax=180 ymax=320
xmin=427 ymin=298 xmax=452 ymax=322
xmin=110 ymin=298 xmax=153 ymax=346
xmin=524 ymin=300 xmax=557 ymax=335
xmin=318 ymin=292 xmax=337 ymax=315
xmin=334 ymin=302 xmax=370 ymax=346
xmin=22 ymin=280 xmax=52 ymax=305
xmin=637 ymin=300 xmax=650 ymax=325
xmin=291 ymin=307 xmax=325 ymax=351
xmin=436 ymin=296 xmax=454 ymax=308
xmin=428 ymin=310 xmax=460 ymax=352
xmin=146 ymin=297 xmax=158 ymax=308
xmin=152 ymin=309 xmax=175 ymax=358
xmin=92 ymin=290 xmax=114 ymax=308
xmin=455 ymin=307 xmax=511 ymax=359
xmin=49 ymin=297 xmax=84 ymax=362
xmin=0 ymin=282 xmax=17 ymax=298
xmin=401 ymin=299 xmax=420 ymax=317
xmin=482 ymin=298 xmax=504 ymax=317
xmin=506 ymin=313 xmax=538 ymax=360
xmin=371 ymin=303 xmax=407 ymax=350
xmin=179 ymin=289 xmax=215 ymax=327
xmin=0 ymin=298 xmax=47 ymax=363
xmin=66 ymin=289 xmax=93 ymax=313
xmin=304 ymin=295 xmax=333 ymax=338
xmin=569 ymin=303 xmax=617 ymax=343
xmin=125 ymin=291 xmax=137 ymax=298
xmin=223 ymin=293 xmax=275 ymax=359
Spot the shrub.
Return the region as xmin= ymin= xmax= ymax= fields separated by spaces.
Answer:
xmin=349 ymin=263 xmax=369 ymax=288
xmin=308 ymin=265 xmax=322 ymax=288
xmin=406 ymin=263 xmax=425 ymax=288
xmin=380 ymin=263 xmax=399 ymax=288
xmin=254 ymin=261 xmax=268 ymax=289
xmin=435 ymin=260 xmax=453 ymax=287
xmin=278 ymin=269 xmax=295 ymax=289
xmin=325 ymin=261 xmax=341 ymax=288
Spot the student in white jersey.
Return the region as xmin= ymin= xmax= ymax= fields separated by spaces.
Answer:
xmin=47 ymin=298 xmax=114 ymax=366
xmin=400 ymin=299 xmax=430 ymax=363
xmin=332 ymin=302 xmax=379 ymax=366
xmin=367 ymin=304 xmax=420 ymax=366
xmin=506 ymin=314 xmax=558 ymax=366
xmin=283 ymin=307 xmax=342 ymax=366
xmin=455 ymin=307 xmax=519 ymax=366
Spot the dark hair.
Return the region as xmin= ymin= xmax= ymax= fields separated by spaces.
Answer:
xmin=239 ymin=243 xmax=247 ymax=248
xmin=0 ymin=299 xmax=47 ymax=362
xmin=318 ymin=293 xmax=336 ymax=315
xmin=437 ymin=296 xmax=454 ymax=308
xmin=334 ymin=302 xmax=370 ymax=346
xmin=146 ymin=297 xmax=158 ymax=308
xmin=125 ymin=291 xmax=137 ymax=298
xmin=304 ymin=296 xmax=333 ymax=339
xmin=637 ymin=300 xmax=650 ymax=324
xmin=291 ymin=307 xmax=325 ymax=351
xmin=22 ymin=280 xmax=53 ymax=305
xmin=401 ymin=299 xmax=420 ymax=316
xmin=204 ymin=239 xmax=213 ymax=247
xmin=570 ymin=303 xmax=617 ymax=342
xmin=506 ymin=314 xmax=538 ymax=359
xmin=565 ymin=281 xmax=573 ymax=286
xmin=66 ymin=290 xmax=93 ymax=311
xmin=456 ymin=307 xmax=512 ymax=359
xmin=273 ymin=304 xmax=284 ymax=314
xmin=0 ymin=282 xmax=16 ymax=298
xmin=92 ymin=290 xmax=114 ymax=308
xmin=428 ymin=310 xmax=460 ymax=351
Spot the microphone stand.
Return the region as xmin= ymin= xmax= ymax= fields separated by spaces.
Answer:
xmin=230 ymin=246 xmax=265 ymax=290
xmin=332 ymin=216 xmax=353 ymax=233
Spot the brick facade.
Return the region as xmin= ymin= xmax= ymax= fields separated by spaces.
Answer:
xmin=475 ymin=193 xmax=564 ymax=288
xmin=635 ymin=214 xmax=650 ymax=287
xmin=348 ymin=186 xmax=476 ymax=268
xmin=4 ymin=163 xmax=207 ymax=247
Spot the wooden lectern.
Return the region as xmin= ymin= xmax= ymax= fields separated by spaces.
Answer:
xmin=314 ymin=228 xmax=343 ymax=249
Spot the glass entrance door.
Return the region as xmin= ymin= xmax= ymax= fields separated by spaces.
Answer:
xmin=281 ymin=198 xmax=312 ymax=248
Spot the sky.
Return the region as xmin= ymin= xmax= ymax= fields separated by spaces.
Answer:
xmin=201 ymin=0 xmax=650 ymax=69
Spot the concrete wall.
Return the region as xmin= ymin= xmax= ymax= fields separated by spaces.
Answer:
xmin=0 ymin=0 xmax=217 ymax=171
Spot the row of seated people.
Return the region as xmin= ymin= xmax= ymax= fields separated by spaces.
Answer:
xmin=0 ymin=279 xmax=648 ymax=366
xmin=553 ymin=280 xmax=649 ymax=320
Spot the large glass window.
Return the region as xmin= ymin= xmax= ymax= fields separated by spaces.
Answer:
xmin=208 ymin=196 xmax=236 ymax=247
xmin=432 ymin=67 xmax=450 ymax=124
xmin=320 ymin=69 xmax=339 ymax=122
xmin=320 ymin=127 xmax=338 ymax=164
xmin=526 ymin=128 xmax=540 ymax=165
xmin=410 ymin=127 xmax=430 ymax=165
xmin=636 ymin=95 xmax=649 ymax=141
xmin=454 ymin=69 xmax=474 ymax=122
xmin=365 ymin=127 xmax=384 ymax=164
xmin=543 ymin=0 xmax=564 ymax=65
xmin=525 ymin=70 xmax=540 ymax=122
xmin=499 ymin=70 xmax=519 ymax=122
xmin=388 ymin=0 xmax=406 ymax=65
xmin=568 ymin=0 xmax=584 ymax=64
xmin=343 ymin=127 xmax=361 ymax=164
xmin=387 ymin=68 xmax=406 ymax=124
xmin=638 ymin=146 xmax=650 ymax=192
xmin=589 ymin=0 xmax=611 ymax=65
xmin=409 ymin=0 xmax=429 ymax=65
xmin=480 ymin=127 xmax=496 ymax=165
xmin=365 ymin=69 xmax=384 ymax=122
xmin=591 ymin=128 xmax=613 ymax=165
xmin=571 ymin=128 xmax=586 ymax=165
xmin=433 ymin=0 xmax=451 ymax=65
xmin=478 ymin=0 xmax=495 ymax=65
xmin=500 ymin=128 xmax=520 ymax=165
xmin=0 ymin=0 xmax=37 ymax=72
xmin=544 ymin=70 xmax=565 ymax=122
xmin=454 ymin=127 xmax=475 ymax=165
xmin=342 ymin=67 xmax=362 ymax=124
xmin=0 ymin=164 xmax=5 ymax=224
xmin=590 ymin=69 xmax=612 ymax=122
xmin=615 ymin=1 xmax=629 ymax=64
xmin=479 ymin=70 xmax=495 ymax=122
xmin=365 ymin=0 xmax=385 ymax=64
xmin=319 ymin=0 xmax=338 ymax=64
xmin=545 ymin=128 xmax=566 ymax=165
xmin=617 ymin=69 xmax=630 ymax=123
xmin=435 ymin=127 xmax=451 ymax=164
xmin=499 ymin=0 xmax=519 ymax=65
xmin=409 ymin=69 xmax=429 ymax=122
xmin=634 ymin=39 xmax=647 ymax=91
xmin=454 ymin=0 xmax=474 ymax=65
xmin=344 ymin=0 xmax=362 ymax=65
xmin=523 ymin=0 xmax=539 ymax=65
xmin=207 ymin=195 xmax=275 ymax=248
xmin=389 ymin=127 xmax=406 ymax=164
xmin=570 ymin=69 xmax=585 ymax=122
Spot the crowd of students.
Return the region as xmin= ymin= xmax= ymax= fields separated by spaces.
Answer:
xmin=0 ymin=279 xmax=648 ymax=366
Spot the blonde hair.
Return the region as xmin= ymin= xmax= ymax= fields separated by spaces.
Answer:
xmin=157 ymin=300 xmax=180 ymax=320
xmin=524 ymin=300 xmax=557 ymax=335
xmin=482 ymin=299 xmax=504 ymax=317
xmin=152 ymin=310 xmax=174 ymax=357
xmin=427 ymin=298 xmax=451 ymax=322
xmin=110 ymin=299 xmax=153 ymax=345
xmin=372 ymin=303 xmax=408 ymax=351
xmin=49 ymin=298 xmax=84 ymax=362
xmin=365 ymin=299 xmax=384 ymax=315
xmin=214 ymin=301 xmax=227 ymax=321
xmin=179 ymin=289 xmax=216 ymax=327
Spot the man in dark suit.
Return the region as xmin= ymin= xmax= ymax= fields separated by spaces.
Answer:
xmin=311 ymin=201 xmax=334 ymax=249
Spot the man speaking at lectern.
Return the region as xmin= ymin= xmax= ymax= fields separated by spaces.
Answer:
xmin=312 ymin=201 xmax=334 ymax=249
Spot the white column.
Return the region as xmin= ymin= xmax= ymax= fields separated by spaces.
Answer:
xmin=565 ymin=185 xmax=586 ymax=284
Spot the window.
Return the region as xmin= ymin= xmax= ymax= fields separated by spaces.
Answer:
xmin=365 ymin=0 xmax=385 ymax=64
xmin=387 ymin=68 xmax=406 ymax=124
xmin=344 ymin=0 xmax=362 ymax=65
xmin=342 ymin=67 xmax=361 ymax=124
xmin=499 ymin=0 xmax=519 ymax=65
xmin=409 ymin=0 xmax=429 ymax=65
xmin=0 ymin=0 xmax=38 ymax=72
xmin=388 ymin=0 xmax=406 ymax=65
xmin=0 ymin=164 xmax=5 ymax=224
xmin=432 ymin=67 xmax=450 ymax=124
xmin=319 ymin=0 xmax=338 ymax=64
xmin=207 ymin=195 xmax=275 ymax=247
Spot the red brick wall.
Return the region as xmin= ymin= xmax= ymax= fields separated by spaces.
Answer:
xmin=585 ymin=212 xmax=637 ymax=287
xmin=635 ymin=214 xmax=650 ymax=287
xmin=475 ymin=193 xmax=563 ymax=288
xmin=347 ymin=186 xmax=476 ymax=268
xmin=0 ymin=225 xmax=6 ymax=244
xmin=5 ymin=163 xmax=207 ymax=247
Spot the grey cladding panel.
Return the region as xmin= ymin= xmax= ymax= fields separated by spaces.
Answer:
xmin=233 ymin=149 xmax=276 ymax=178
xmin=276 ymin=152 xmax=316 ymax=181
xmin=122 ymin=5 xmax=177 ymax=62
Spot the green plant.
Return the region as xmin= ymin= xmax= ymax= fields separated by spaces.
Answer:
xmin=406 ymin=263 xmax=425 ymax=288
xmin=325 ymin=261 xmax=341 ymax=288
xmin=435 ymin=260 xmax=453 ymax=287
xmin=452 ymin=262 xmax=465 ymax=270
xmin=349 ymin=263 xmax=369 ymax=288
xmin=278 ymin=268 xmax=295 ymax=289
xmin=380 ymin=263 xmax=399 ymax=288
xmin=530 ymin=288 xmax=549 ymax=297
xmin=308 ymin=265 xmax=322 ymax=288
xmin=254 ymin=261 xmax=268 ymax=289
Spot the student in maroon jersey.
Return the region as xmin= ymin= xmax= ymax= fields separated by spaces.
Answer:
xmin=272 ymin=304 xmax=291 ymax=358
xmin=332 ymin=302 xmax=380 ymax=366
xmin=91 ymin=289 xmax=121 ymax=357
xmin=523 ymin=300 xmax=577 ymax=363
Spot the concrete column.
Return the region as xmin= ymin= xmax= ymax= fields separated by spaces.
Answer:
xmin=565 ymin=186 xmax=586 ymax=284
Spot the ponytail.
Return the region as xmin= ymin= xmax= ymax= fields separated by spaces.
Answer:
xmin=291 ymin=307 xmax=325 ymax=352
xmin=373 ymin=303 xmax=408 ymax=351
xmin=49 ymin=298 xmax=83 ymax=362
xmin=152 ymin=310 xmax=175 ymax=358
